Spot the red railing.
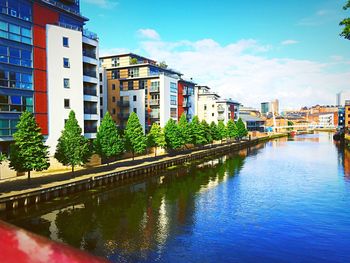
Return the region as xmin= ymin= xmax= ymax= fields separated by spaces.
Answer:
xmin=0 ymin=221 xmax=107 ymax=263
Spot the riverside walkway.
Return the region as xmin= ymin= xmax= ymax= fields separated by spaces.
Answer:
xmin=0 ymin=134 xmax=285 ymax=210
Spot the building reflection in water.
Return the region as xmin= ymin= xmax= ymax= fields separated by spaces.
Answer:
xmin=335 ymin=141 xmax=350 ymax=179
xmin=2 ymin=144 xmax=267 ymax=261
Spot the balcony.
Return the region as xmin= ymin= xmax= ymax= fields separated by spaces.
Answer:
xmin=183 ymin=90 xmax=191 ymax=96
xmin=217 ymin=106 xmax=225 ymax=112
xmin=41 ymin=0 xmax=81 ymax=16
xmin=83 ymin=70 xmax=97 ymax=78
xmin=83 ymin=49 xmax=96 ymax=59
xmin=150 ymin=86 xmax=159 ymax=93
xmin=83 ymin=29 xmax=98 ymax=41
xmin=149 ymin=99 xmax=160 ymax=106
xmin=84 ymin=126 xmax=97 ymax=134
xmin=117 ymin=101 xmax=130 ymax=107
xmin=83 ymin=87 xmax=97 ymax=96
xmin=218 ymin=115 xmax=225 ymax=121
xmin=118 ymin=112 xmax=130 ymax=120
xmin=183 ymin=101 xmax=191 ymax=108
xmin=149 ymin=112 xmax=160 ymax=119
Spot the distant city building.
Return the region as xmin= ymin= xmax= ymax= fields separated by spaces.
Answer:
xmin=336 ymin=91 xmax=350 ymax=106
xmin=194 ymin=86 xmax=240 ymax=124
xmin=0 ymin=0 xmax=100 ymax=154
xmin=240 ymin=106 xmax=261 ymax=117
xmin=338 ymin=107 xmax=345 ymax=129
xmin=261 ymin=99 xmax=279 ymax=116
xmin=318 ymin=113 xmax=337 ymax=127
xmin=239 ymin=113 xmax=265 ymax=132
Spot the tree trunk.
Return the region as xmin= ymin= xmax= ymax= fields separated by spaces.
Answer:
xmin=132 ymin=150 xmax=135 ymax=161
xmin=27 ymin=170 xmax=31 ymax=180
xmin=154 ymin=147 xmax=157 ymax=157
xmin=71 ymin=165 xmax=74 ymax=177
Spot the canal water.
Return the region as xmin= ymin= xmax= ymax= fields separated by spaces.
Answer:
xmin=2 ymin=132 xmax=350 ymax=263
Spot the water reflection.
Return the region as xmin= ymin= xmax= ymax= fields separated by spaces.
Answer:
xmin=4 ymin=144 xmax=264 ymax=262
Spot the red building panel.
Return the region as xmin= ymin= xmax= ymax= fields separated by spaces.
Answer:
xmin=32 ymin=2 xmax=59 ymax=136
xmin=177 ymin=82 xmax=185 ymax=120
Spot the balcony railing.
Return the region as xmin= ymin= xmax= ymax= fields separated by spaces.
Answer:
xmin=83 ymin=70 xmax=97 ymax=78
xmin=41 ymin=0 xmax=81 ymax=16
xmin=84 ymin=109 xmax=97 ymax=115
xmin=117 ymin=101 xmax=130 ymax=107
xmin=183 ymin=101 xmax=191 ymax=108
xmin=83 ymin=29 xmax=98 ymax=40
xmin=83 ymin=50 xmax=96 ymax=59
xmin=217 ymin=106 xmax=225 ymax=112
xmin=217 ymin=115 xmax=225 ymax=121
xmin=149 ymin=99 xmax=160 ymax=106
xmin=183 ymin=90 xmax=192 ymax=96
xmin=83 ymin=87 xmax=97 ymax=96
xmin=150 ymin=86 xmax=159 ymax=93
xmin=84 ymin=127 xmax=97 ymax=133
xmin=149 ymin=113 xmax=160 ymax=119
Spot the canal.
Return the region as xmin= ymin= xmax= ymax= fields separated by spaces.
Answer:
xmin=1 ymin=132 xmax=350 ymax=262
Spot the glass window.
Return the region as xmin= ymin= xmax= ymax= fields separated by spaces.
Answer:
xmin=24 ymin=96 xmax=32 ymax=105
xmin=0 ymin=120 xmax=9 ymax=129
xmin=64 ymin=78 xmax=70 ymax=88
xmin=0 ymin=95 xmax=8 ymax=104
xmin=21 ymin=49 xmax=31 ymax=60
xmin=9 ymin=24 xmax=20 ymax=34
xmin=170 ymin=82 xmax=177 ymax=93
xmin=170 ymin=108 xmax=177 ymax=118
xmin=19 ymin=2 xmax=31 ymax=21
xmin=63 ymin=57 xmax=70 ymax=68
xmin=64 ymin=99 xmax=70 ymax=108
xmin=0 ymin=20 xmax=7 ymax=31
xmin=170 ymin=95 xmax=177 ymax=105
xmin=10 ymin=95 xmax=21 ymax=105
xmin=21 ymin=27 xmax=31 ymax=38
xmin=21 ymin=73 xmax=32 ymax=83
xmin=128 ymin=81 xmax=133 ymax=90
xmin=9 ymin=33 xmax=20 ymax=41
xmin=0 ymin=45 xmax=6 ymax=55
xmin=63 ymin=37 xmax=69 ymax=47
xmin=133 ymin=95 xmax=137 ymax=101
xmin=112 ymin=84 xmax=115 ymax=90
xmin=21 ymin=37 xmax=31 ymax=44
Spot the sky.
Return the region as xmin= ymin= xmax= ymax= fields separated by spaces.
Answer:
xmin=81 ymin=0 xmax=350 ymax=111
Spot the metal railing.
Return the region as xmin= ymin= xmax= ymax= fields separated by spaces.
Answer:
xmin=83 ymin=49 xmax=96 ymax=59
xmin=41 ymin=0 xmax=81 ymax=16
xmin=117 ymin=101 xmax=130 ymax=107
xmin=83 ymin=87 xmax=97 ymax=96
xmin=149 ymin=99 xmax=160 ymax=106
xmin=83 ymin=29 xmax=98 ymax=40
xmin=150 ymin=86 xmax=159 ymax=92
xmin=83 ymin=70 xmax=97 ymax=78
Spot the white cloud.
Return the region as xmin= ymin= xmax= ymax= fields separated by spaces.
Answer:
xmin=100 ymin=47 xmax=130 ymax=57
xmin=281 ymin=39 xmax=299 ymax=45
xmin=82 ymin=0 xmax=118 ymax=9
xmin=298 ymin=9 xmax=337 ymax=26
xmin=137 ymin=29 xmax=160 ymax=40
xmin=130 ymin=36 xmax=350 ymax=109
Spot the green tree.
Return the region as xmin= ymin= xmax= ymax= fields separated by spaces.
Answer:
xmin=0 ymin=152 xmax=6 ymax=164
xmin=226 ymin=119 xmax=238 ymax=140
xmin=190 ymin=116 xmax=207 ymax=146
xmin=201 ymin=120 xmax=213 ymax=144
xmin=209 ymin=121 xmax=220 ymax=141
xmin=94 ymin=112 xmax=124 ymax=164
xmin=55 ymin=110 xmax=91 ymax=174
xmin=9 ymin=111 xmax=49 ymax=180
xmin=147 ymin=123 xmax=166 ymax=156
xmin=236 ymin=118 xmax=248 ymax=139
xmin=340 ymin=1 xmax=350 ymax=40
xmin=164 ymin=119 xmax=183 ymax=150
xmin=217 ymin=120 xmax=227 ymax=142
xmin=178 ymin=113 xmax=192 ymax=145
xmin=124 ymin=112 xmax=147 ymax=160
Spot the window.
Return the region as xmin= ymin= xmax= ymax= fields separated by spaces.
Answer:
xmin=204 ymin=105 xmax=207 ymax=110
xmin=112 ymin=108 xmax=116 ymax=114
xmin=99 ymin=85 xmax=103 ymax=93
xmin=139 ymin=80 xmax=147 ymax=89
xmin=170 ymin=108 xmax=177 ymax=118
xmin=0 ymin=20 xmax=32 ymax=44
xmin=64 ymin=99 xmax=70 ymax=108
xmin=1 ymin=0 xmax=32 ymax=21
xmin=150 ymin=81 xmax=159 ymax=92
xmin=63 ymin=37 xmax=69 ymax=47
xmin=170 ymin=95 xmax=177 ymax=105
xmin=111 ymin=70 xmax=120 ymax=79
xmin=112 ymin=96 xmax=115 ymax=102
xmin=170 ymin=82 xmax=177 ymax=93
xmin=128 ymin=81 xmax=133 ymax=90
xmin=63 ymin=57 xmax=70 ymax=68
xmin=0 ymin=69 xmax=32 ymax=90
xmin=63 ymin=78 xmax=70 ymax=89
xmin=0 ymin=46 xmax=32 ymax=67
xmin=133 ymin=108 xmax=137 ymax=113
xmin=133 ymin=95 xmax=137 ymax=102
xmin=100 ymin=97 xmax=103 ymax=106
xmin=0 ymin=95 xmax=33 ymax=113
xmin=112 ymin=84 xmax=115 ymax=90
xmin=111 ymin=57 xmax=119 ymax=67
xmin=212 ymin=104 xmax=215 ymax=108
xmin=212 ymin=113 xmax=214 ymax=117
xmin=128 ymin=67 xmax=139 ymax=78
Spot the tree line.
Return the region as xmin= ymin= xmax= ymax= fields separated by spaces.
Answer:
xmin=2 ymin=110 xmax=248 ymax=179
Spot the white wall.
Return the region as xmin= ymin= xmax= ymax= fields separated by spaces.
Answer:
xmin=159 ymin=74 xmax=178 ymax=126
xmin=120 ymin=89 xmax=145 ymax=131
xmin=46 ymin=25 xmax=84 ymax=155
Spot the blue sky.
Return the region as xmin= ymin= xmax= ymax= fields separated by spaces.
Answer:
xmin=81 ymin=0 xmax=350 ymax=110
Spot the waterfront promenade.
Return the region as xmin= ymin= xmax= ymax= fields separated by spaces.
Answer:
xmin=0 ymin=134 xmax=285 ymax=210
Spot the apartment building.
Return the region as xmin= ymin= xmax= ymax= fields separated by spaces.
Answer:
xmin=345 ymin=100 xmax=350 ymax=131
xmin=100 ymin=53 xmax=192 ymax=131
xmin=195 ymin=86 xmax=240 ymax=124
xmin=178 ymin=79 xmax=196 ymax=121
xmin=0 ymin=0 xmax=99 ymax=154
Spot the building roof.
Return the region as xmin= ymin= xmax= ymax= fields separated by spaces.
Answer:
xmin=216 ymin=99 xmax=240 ymax=105
xmin=240 ymin=113 xmax=265 ymax=122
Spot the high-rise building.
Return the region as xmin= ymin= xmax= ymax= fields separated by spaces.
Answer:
xmin=100 ymin=53 xmax=195 ymax=132
xmin=0 ymin=0 xmax=99 ymax=154
xmin=261 ymin=99 xmax=279 ymax=116
xmin=336 ymin=91 xmax=350 ymax=106
xmin=261 ymin=102 xmax=270 ymax=115
xmin=194 ymin=86 xmax=240 ymax=124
